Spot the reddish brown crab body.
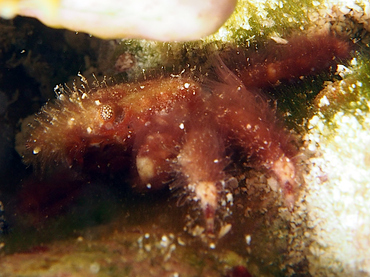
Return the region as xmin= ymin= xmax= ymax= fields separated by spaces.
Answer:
xmin=19 ymin=33 xmax=351 ymax=234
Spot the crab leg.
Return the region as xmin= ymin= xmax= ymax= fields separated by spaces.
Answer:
xmin=177 ymin=122 xmax=226 ymax=232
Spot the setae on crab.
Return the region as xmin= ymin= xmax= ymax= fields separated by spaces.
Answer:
xmin=17 ymin=32 xmax=351 ymax=236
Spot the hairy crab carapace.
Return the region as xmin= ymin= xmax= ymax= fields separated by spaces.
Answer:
xmin=18 ymin=33 xmax=351 ymax=235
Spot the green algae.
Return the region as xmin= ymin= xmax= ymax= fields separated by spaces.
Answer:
xmin=207 ymin=0 xmax=321 ymax=43
xmin=311 ymin=51 xmax=370 ymax=132
xmin=109 ymin=0 xmax=326 ymax=77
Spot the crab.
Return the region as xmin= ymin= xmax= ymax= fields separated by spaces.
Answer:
xmin=18 ymin=32 xmax=350 ymax=234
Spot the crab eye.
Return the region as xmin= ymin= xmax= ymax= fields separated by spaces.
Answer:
xmin=100 ymin=104 xmax=114 ymax=121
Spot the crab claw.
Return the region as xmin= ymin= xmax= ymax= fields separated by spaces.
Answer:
xmin=177 ymin=122 xmax=226 ymax=233
xmin=271 ymin=156 xmax=297 ymax=211
xmin=194 ymin=181 xmax=218 ymax=232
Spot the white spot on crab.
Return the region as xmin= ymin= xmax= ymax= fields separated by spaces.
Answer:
xmin=86 ymin=127 xmax=92 ymax=134
xmin=33 ymin=146 xmax=41 ymax=155
xmin=68 ymin=117 xmax=75 ymax=126
xmin=267 ymin=177 xmax=279 ymax=192
xmin=226 ymin=192 xmax=233 ymax=203
xmin=218 ymin=223 xmax=232 ymax=239
xmin=136 ymin=156 xmax=155 ymax=182
xmin=245 ymin=234 xmax=252 ymax=245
